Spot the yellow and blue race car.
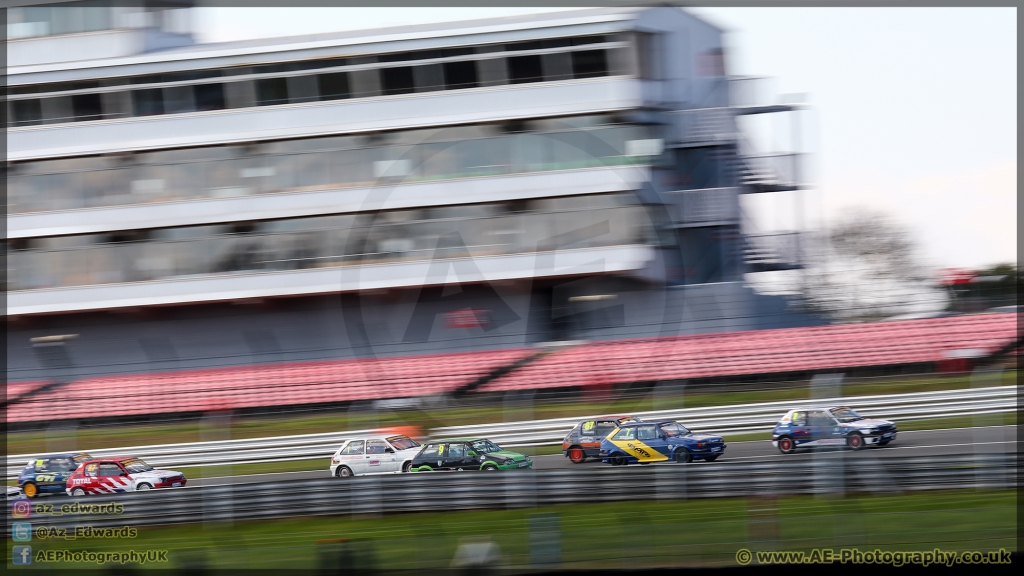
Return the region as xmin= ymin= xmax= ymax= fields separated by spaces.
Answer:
xmin=599 ymin=420 xmax=725 ymax=465
xmin=17 ymin=453 xmax=91 ymax=498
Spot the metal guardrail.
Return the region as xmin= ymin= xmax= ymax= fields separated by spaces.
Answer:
xmin=7 ymin=453 xmax=1015 ymax=532
xmin=6 ymin=386 xmax=1015 ymax=479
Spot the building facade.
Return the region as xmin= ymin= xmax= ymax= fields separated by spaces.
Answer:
xmin=6 ymin=4 xmax=815 ymax=382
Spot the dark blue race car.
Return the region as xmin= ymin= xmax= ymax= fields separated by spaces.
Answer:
xmin=599 ymin=420 xmax=726 ymax=465
xmin=18 ymin=453 xmax=92 ymax=498
xmin=772 ymin=406 xmax=897 ymax=454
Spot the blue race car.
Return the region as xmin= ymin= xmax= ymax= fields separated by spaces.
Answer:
xmin=771 ymin=406 xmax=897 ymax=454
xmin=599 ymin=420 xmax=725 ymax=465
xmin=18 ymin=453 xmax=92 ymax=498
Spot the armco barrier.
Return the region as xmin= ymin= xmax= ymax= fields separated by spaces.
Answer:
xmin=6 ymin=453 xmax=1015 ymax=534
xmin=6 ymin=385 xmax=1015 ymax=479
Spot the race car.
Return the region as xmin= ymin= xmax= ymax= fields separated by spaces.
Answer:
xmin=66 ymin=456 xmax=186 ymax=496
xmin=599 ymin=420 xmax=726 ymax=465
xmin=330 ymin=434 xmax=423 ymax=478
xmin=17 ymin=452 xmax=92 ymax=498
xmin=410 ymin=438 xmax=532 ymax=472
xmin=562 ymin=415 xmax=641 ymax=464
xmin=772 ymin=406 xmax=897 ymax=453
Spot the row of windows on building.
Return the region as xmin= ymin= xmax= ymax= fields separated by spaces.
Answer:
xmin=8 ymin=37 xmax=632 ymax=127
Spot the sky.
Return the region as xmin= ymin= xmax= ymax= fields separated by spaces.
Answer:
xmin=192 ymin=6 xmax=1017 ymax=271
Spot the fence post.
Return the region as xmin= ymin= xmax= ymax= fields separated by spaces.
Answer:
xmin=971 ymin=365 xmax=1006 ymax=490
xmin=810 ymin=373 xmax=845 ymax=498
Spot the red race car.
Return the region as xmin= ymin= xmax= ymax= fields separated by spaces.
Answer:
xmin=66 ymin=456 xmax=186 ymax=496
xmin=562 ymin=416 xmax=641 ymax=463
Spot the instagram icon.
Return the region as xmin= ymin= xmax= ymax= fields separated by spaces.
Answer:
xmin=12 ymin=499 xmax=32 ymax=519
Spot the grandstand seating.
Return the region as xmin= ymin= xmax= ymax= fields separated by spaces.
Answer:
xmin=5 ymin=348 xmax=530 ymax=423
xmin=5 ymin=313 xmax=1018 ymax=423
xmin=481 ymin=313 xmax=1020 ymax=392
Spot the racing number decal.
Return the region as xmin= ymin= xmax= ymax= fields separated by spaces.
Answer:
xmin=582 ymin=421 xmax=595 ymax=431
xmin=437 ymin=445 xmax=445 ymax=454
xmin=36 ymin=459 xmax=45 ymax=469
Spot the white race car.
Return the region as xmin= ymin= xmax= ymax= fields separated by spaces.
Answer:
xmin=329 ymin=434 xmax=422 ymax=477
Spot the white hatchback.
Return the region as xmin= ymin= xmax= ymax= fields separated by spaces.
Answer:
xmin=329 ymin=434 xmax=423 ymax=477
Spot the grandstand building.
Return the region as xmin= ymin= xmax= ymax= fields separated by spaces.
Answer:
xmin=7 ymin=3 xmax=819 ymax=386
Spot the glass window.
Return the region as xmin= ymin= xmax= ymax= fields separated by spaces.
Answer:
xmin=658 ymin=422 xmax=691 ymax=437
xmin=579 ymin=421 xmax=597 ymax=436
xmin=612 ymin=427 xmax=636 ymax=440
xmin=386 ymin=436 xmax=420 ymax=450
xmin=791 ymin=412 xmax=807 ymax=426
xmin=132 ymin=89 xmax=164 ymax=116
xmin=830 ymin=407 xmax=864 ymax=423
xmin=11 ymin=99 xmax=43 ymax=127
xmin=194 ymin=84 xmax=226 ymax=111
xmin=98 ymin=463 xmax=124 ymax=477
xmin=572 ymin=50 xmax=609 ymax=79
xmin=809 ymin=411 xmax=834 ymax=426
xmin=256 ymin=78 xmax=289 ymax=106
xmin=49 ymin=458 xmax=74 ymax=472
xmin=508 ymin=55 xmax=544 ymax=84
xmin=84 ymin=463 xmax=99 ymax=478
xmin=469 ymin=440 xmax=501 ymax=454
xmin=447 ymin=443 xmax=466 ymax=458
xmin=636 ymin=425 xmax=659 ymax=441
xmin=121 ymin=458 xmax=154 ymax=473
xmin=340 ymin=440 xmax=365 ymax=455
xmin=444 ymin=60 xmax=478 ymax=90
xmin=366 ymin=440 xmax=388 ymax=454
xmin=595 ymin=422 xmax=618 ymax=437
xmin=318 ymin=72 xmax=350 ymax=101
xmin=381 ymin=66 xmax=415 ymax=95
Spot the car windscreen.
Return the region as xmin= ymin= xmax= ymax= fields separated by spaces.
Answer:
xmin=470 ymin=440 xmax=502 ymax=454
xmin=829 ymin=407 xmax=864 ymax=423
xmin=386 ymin=435 xmax=420 ymax=450
xmin=121 ymin=458 xmax=154 ymax=473
xmin=659 ymin=422 xmax=691 ymax=437
xmin=73 ymin=454 xmax=92 ymax=463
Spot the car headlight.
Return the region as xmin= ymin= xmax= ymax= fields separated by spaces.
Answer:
xmin=859 ymin=429 xmax=874 ymax=435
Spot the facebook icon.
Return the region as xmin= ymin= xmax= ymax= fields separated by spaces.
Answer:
xmin=13 ymin=545 xmax=32 ymax=565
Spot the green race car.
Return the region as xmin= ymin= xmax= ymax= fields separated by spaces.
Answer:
xmin=409 ymin=438 xmax=532 ymax=472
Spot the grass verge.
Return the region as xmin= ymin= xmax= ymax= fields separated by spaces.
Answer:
xmin=9 ymin=489 xmax=1015 ymax=571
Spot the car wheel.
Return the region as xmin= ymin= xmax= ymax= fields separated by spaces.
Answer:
xmin=136 ymin=483 xmax=152 ymax=491
xmin=568 ymin=447 xmax=587 ymax=464
xmin=71 ymin=487 xmax=85 ymax=497
xmin=847 ymin=433 xmax=864 ymax=451
xmin=482 ymin=464 xmax=499 ymax=471
xmin=674 ymin=448 xmax=693 ymax=463
xmin=610 ymin=454 xmax=627 ymax=466
xmin=22 ymin=483 xmax=37 ymax=498
xmin=402 ymin=461 xmax=412 ymax=473
xmin=705 ymin=455 xmax=720 ymax=462
xmin=337 ymin=466 xmax=353 ymax=478
xmin=777 ymin=436 xmax=796 ymax=454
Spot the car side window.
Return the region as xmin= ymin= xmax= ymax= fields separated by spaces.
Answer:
xmin=580 ymin=421 xmax=597 ymax=436
xmin=84 ymin=463 xmax=99 ymax=478
xmin=366 ymin=440 xmax=387 ymax=454
xmin=596 ymin=422 xmax=618 ymax=437
xmin=448 ymin=443 xmax=466 ymax=459
xmin=99 ymin=463 xmax=123 ymax=477
xmin=34 ymin=458 xmax=50 ymax=473
xmin=791 ymin=412 xmax=807 ymax=426
xmin=809 ymin=411 xmax=832 ymax=426
xmin=50 ymin=458 xmax=73 ymax=472
xmin=636 ymin=425 xmax=659 ymax=441
xmin=341 ymin=441 xmax=365 ymax=455
xmin=612 ymin=427 xmax=636 ymax=440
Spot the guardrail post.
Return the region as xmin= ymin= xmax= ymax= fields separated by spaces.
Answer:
xmin=202 ymin=410 xmax=233 ymax=529
xmin=810 ymin=373 xmax=845 ymax=498
xmin=971 ymin=365 xmax=1006 ymax=490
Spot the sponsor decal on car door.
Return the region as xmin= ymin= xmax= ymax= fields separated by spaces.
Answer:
xmin=365 ymin=440 xmax=396 ymax=472
xmin=607 ymin=427 xmax=669 ymax=463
